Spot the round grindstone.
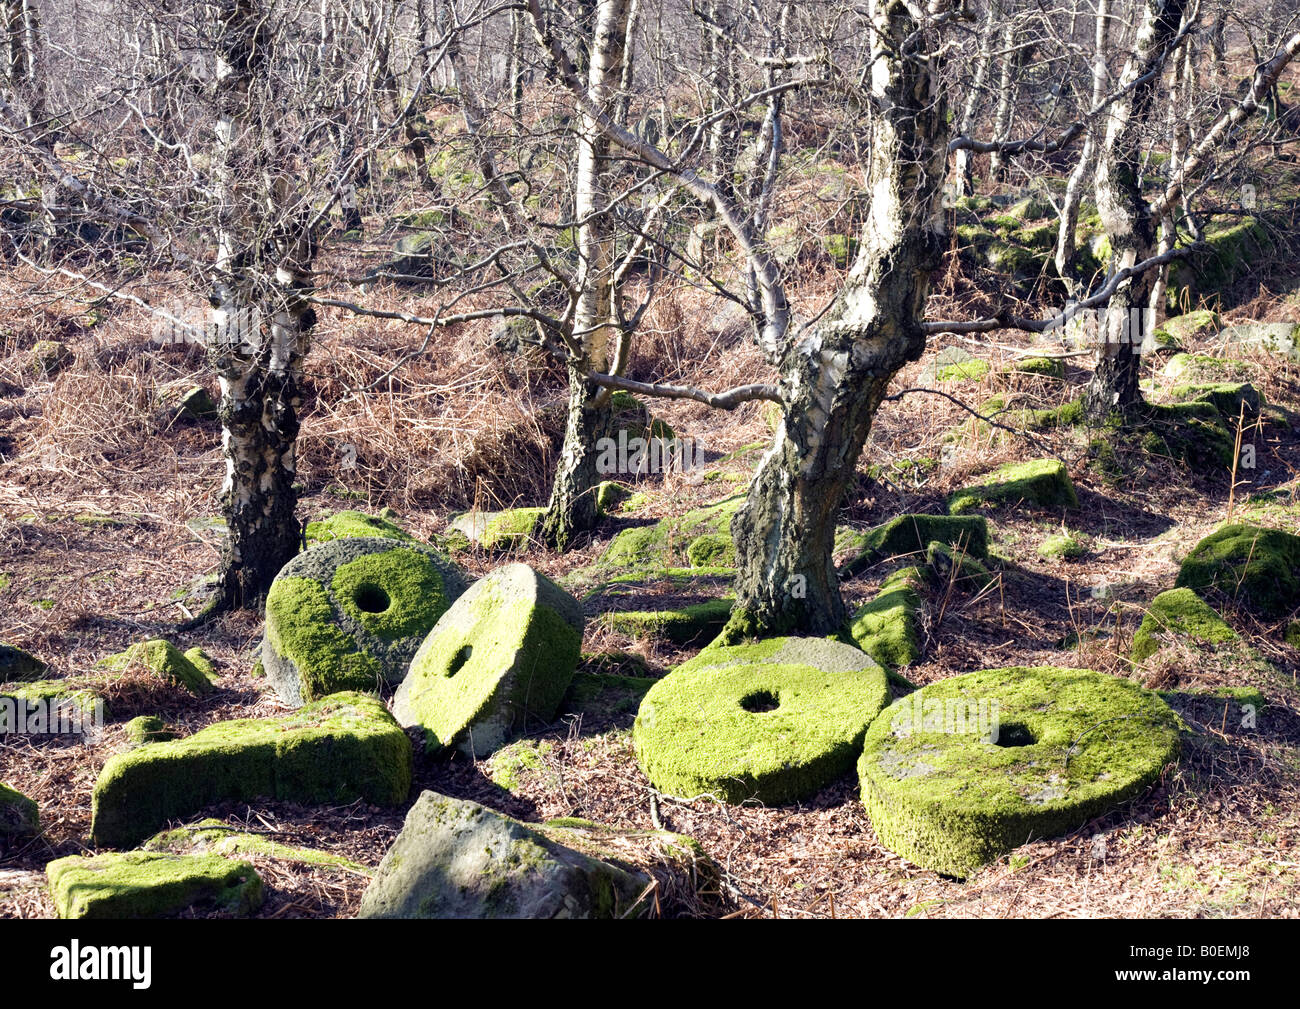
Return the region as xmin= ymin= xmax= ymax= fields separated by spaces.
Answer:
xmin=262 ymin=537 xmax=467 ymax=706
xmin=632 ymin=637 xmax=890 ymax=805
xmin=392 ymin=563 xmax=584 ymax=757
xmin=858 ymin=665 xmax=1181 ymax=878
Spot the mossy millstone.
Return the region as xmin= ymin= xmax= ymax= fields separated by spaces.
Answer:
xmin=858 ymin=666 xmax=1181 ymax=878
xmin=393 ymin=563 xmax=584 ymax=757
xmin=633 ymin=637 xmax=890 ymax=805
xmin=262 ymin=536 xmax=467 ymax=706
xmin=90 ymin=691 xmax=412 ymax=848
xmin=47 ymin=851 xmax=263 ymax=919
xmin=1175 ymin=524 xmax=1300 ymax=619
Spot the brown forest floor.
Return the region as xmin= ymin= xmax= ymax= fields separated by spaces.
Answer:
xmin=2 ymin=230 xmax=1300 ymax=919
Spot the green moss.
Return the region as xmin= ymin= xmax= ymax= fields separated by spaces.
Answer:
xmin=1131 ymin=588 xmax=1239 ymax=664
xmin=123 ymin=715 xmax=177 ymax=746
xmin=1166 ymin=381 xmax=1262 ymax=420
xmin=0 ymin=642 xmax=46 ymax=681
xmin=304 ymin=510 xmax=415 ymax=545
xmin=849 ymin=567 xmax=923 ymax=670
xmin=98 ymin=639 xmax=216 ymax=696
xmin=1137 ymin=402 xmax=1235 ymax=468
xmin=487 ymin=738 xmax=556 ymax=793
xmin=926 ymin=540 xmax=995 ymax=589
xmin=1011 ymin=356 xmax=1066 ymax=380
xmin=839 ymin=514 xmax=988 ymax=577
xmin=481 ymin=507 xmax=545 ymax=550
xmin=142 ymin=818 xmax=367 ymax=874
xmin=265 ymin=576 xmax=384 ymax=699
xmin=331 ymin=548 xmax=455 ymax=641
xmin=90 ymin=691 xmax=412 ymax=848
xmin=601 ymin=598 xmax=734 ymax=645
xmin=47 ymin=851 xmax=263 ymax=919
xmin=1168 ymin=218 xmax=1271 ymax=302
xmin=949 ymin=459 xmax=1078 ymax=515
xmin=934 ymin=358 xmax=991 ymax=382
xmin=595 ymin=481 xmax=630 ymax=515
xmin=1175 ymin=524 xmax=1300 ymax=618
xmin=859 ymin=666 xmax=1181 ymax=878
xmin=1152 ymin=309 xmax=1221 ymax=350
xmin=393 ymin=564 xmax=583 ymax=757
xmin=1038 ymin=530 xmax=1086 ymax=560
xmin=0 ymin=781 xmax=39 ymax=837
xmin=686 ymin=532 xmax=734 ymax=568
xmin=599 ymin=496 xmax=744 ymax=570
xmin=633 ymin=637 xmax=890 ymax=805
xmin=1 ymin=679 xmax=104 ymax=732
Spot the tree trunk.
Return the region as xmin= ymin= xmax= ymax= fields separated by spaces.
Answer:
xmin=203 ymin=0 xmax=313 ymax=616
xmin=726 ymin=0 xmax=948 ymax=638
xmin=540 ymin=0 xmax=628 ymax=551
xmin=1085 ymin=0 xmax=1188 ymax=424
xmin=952 ymin=1 xmax=997 ymax=197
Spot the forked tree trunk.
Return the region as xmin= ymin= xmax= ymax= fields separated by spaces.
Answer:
xmin=541 ymin=0 xmax=628 ymax=550
xmin=725 ymin=0 xmax=949 ymax=638
xmin=1085 ymin=0 xmax=1187 ymax=424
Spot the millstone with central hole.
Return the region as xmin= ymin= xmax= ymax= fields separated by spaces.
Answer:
xmin=858 ymin=666 xmax=1181 ymax=879
xmin=262 ymin=537 xmax=468 ymax=706
xmin=632 ymin=637 xmax=890 ymax=805
xmin=392 ymin=563 xmax=584 ymax=757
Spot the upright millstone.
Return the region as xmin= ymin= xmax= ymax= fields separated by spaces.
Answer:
xmin=393 ymin=564 xmax=584 ymax=757
xmin=262 ymin=537 xmax=467 ymax=706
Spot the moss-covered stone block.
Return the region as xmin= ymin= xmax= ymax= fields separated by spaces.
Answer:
xmin=1 ymin=679 xmax=103 ymax=735
xmin=1166 ymin=381 xmax=1262 ymax=420
xmin=859 ymin=666 xmax=1181 ymax=878
xmin=848 ymin=567 xmax=924 ymax=670
xmin=446 ymin=507 xmax=545 ymax=551
xmin=633 ymin=637 xmax=890 ymax=805
xmin=98 ymin=639 xmax=217 ymax=696
xmin=357 ymin=790 xmax=658 ymax=918
xmin=47 ymin=851 xmax=263 ymax=919
xmin=1137 ymin=402 xmax=1236 ymax=469
xmin=595 ymin=481 xmax=630 ymax=515
xmin=599 ymin=496 xmax=744 ymax=571
xmin=1131 ymin=588 xmax=1239 ymax=664
xmin=1010 ymin=356 xmax=1066 ymax=380
xmin=559 ymin=670 xmax=658 ymax=722
xmin=142 ymin=818 xmax=367 ymax=874
xmin=262 ymin=537 xmax=467 ymax=706
xmin=1175 ymin=524 xmax=1300 ymax=618
xmin=90 ymin=691 xmax=412 ymax=848
xmin=0 ymin=643 xmax=46 ymax=681
xmin=304 ymin=510 xmax=415 ymax=545
xmin=685 ymin=532 xmax=733 ymax=568
xmin=1152 ymin=309 xmax=1221 ymax=351
xmin=949 ymin=459 xmax=1078 ymax=515
xmin=1038 ymin=530 xmax=1085 ymax=560
xmin=123 ymin=715 xmax=177 ymax=746
xmin=393 ymin=564 xmax=584 ymax=757
xmin=839 ymin=514 xmax=989 ymax=577
xmin=0 ymin=781 xmax=39 ymax=838
xmin=600 ymin=597 xmax=734 ymax=645
xmin=1221 ymin=321 xmax=1300 ymax=363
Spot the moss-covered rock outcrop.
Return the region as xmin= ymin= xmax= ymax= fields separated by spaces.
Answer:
xmin=600 ymin=598 xmax=734 ymax=645
xmin=1 ymin=679 xmax=103 ymax=736
xmin=849 ymin=567 xmax=924 ymax=670
xmin=859 ymin=666 xmax=1180 ymax=878
xmin=142 ymin=818 xmax=368 ymax=875
xmin=633 ymin=637 xmax=890 ymax=805
xmin=357 ymin=790 xmax=666 ymax=918
xmin=446 ymin=507 xmax=545 ymax=551
xmin=47 ymin=851 xmax=263 ymax=919
xmin=949 ymin=459 xmax=1078 ymax=515
xmin=598 ymin=495 xmax=743 ymax=571
xmin=839 ymin=514 xmax=988 ymax=577
xmin=0 ymin=781 xmax=39 ymax=838
xmin=393 ymin=563 xmax=584 ymax=757
xmin=98 ymin=639 xmax=218 ymax=696
xmin=90 ymin=691 xmax=412 ymax=848
xmin=1131 ymin=588 xmax=1240 ymax=664
xmin=262 ymin=536 xmax=467 ymax=706
xmin=1175 ymin=524 xmax=1300 ymax=618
